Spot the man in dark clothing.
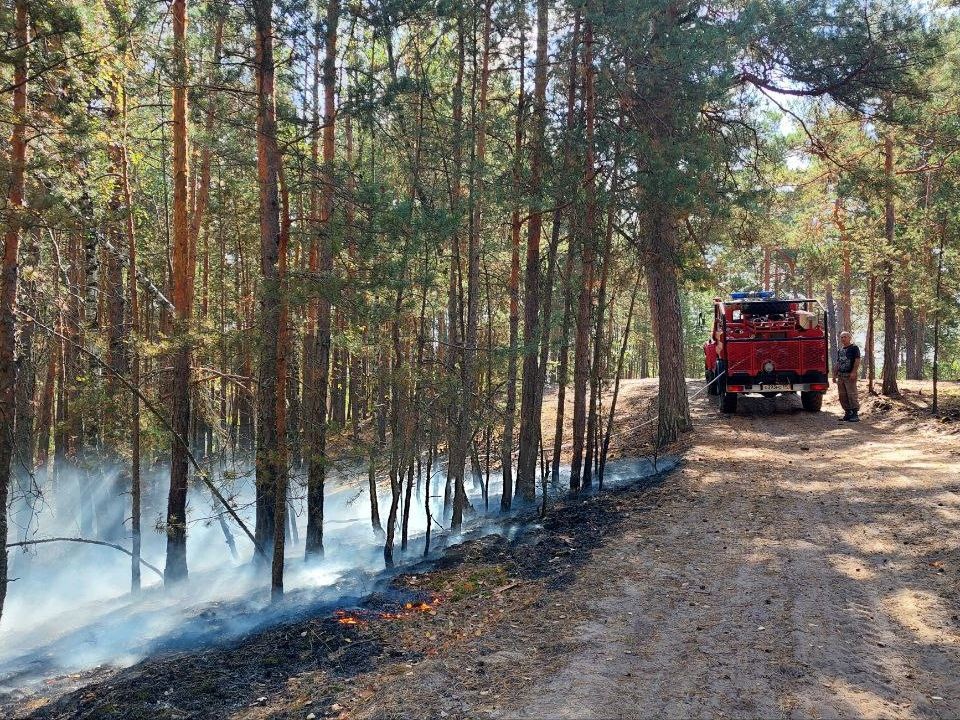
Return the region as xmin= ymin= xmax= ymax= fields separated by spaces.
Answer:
xmin=834 ymin=331 xmax=861 ymax=422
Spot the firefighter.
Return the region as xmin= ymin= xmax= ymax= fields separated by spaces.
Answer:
xmin=834 ymin=330 xmax=861 ymax=422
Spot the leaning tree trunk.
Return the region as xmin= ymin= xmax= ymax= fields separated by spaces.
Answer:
xmin=0 ymin=0 xmax=29 ymax=625
xmin=601 ymin=272 xmax=641 ymax=483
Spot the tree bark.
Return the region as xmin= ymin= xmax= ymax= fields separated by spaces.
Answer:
xmin=13 ymin=233 xmax=37 ymax=491
xmin=368 ymin=445 xmax=383 ymax=536
xmin=881 ymin=132 xmax=899 ymax=397
xmin=645 ymin=210 xmax=692 ymax=445
xmin=501 ymin=7 xmax=525 ymax=511
xmin=569 ymin=16 xmax=597 ymax=491
xmin=164 ymin=0 xmax=193 ymax=585
xmin=833 ymin=198 xmax=852 ymax=333
xmin=865 ymin=273 xmax=876 ymax=388
xmin=445 ymin=14 xmax=465 ymax=522
xmin=306 ymin=0 xmax=339 ymax=560
xmin=302 ymin=11 xmax=321 ymax=510
xmin=585 ymin=136 xmax=620 ymax=488
xmin=931 ymin=218 xmax=945 ymax=414
xmin=345 ymin=110 xmax=362 ymax=440
xmin=0 ymin=0 xmax=29 ymax=624
xmin=452 ymin=0 xmax=491 ymax=529
xmin=515 ymin=0 xmax=550 ymax=501
xmin=271 ymin=166 xmax=292 ymax=598
xmin=35 ymin=332 xmax=57 ymax=470
xmin=252 ymin=0 xmax=286 ymax=569
xmin=118 ymin=89 xmax=143 ymax=593
xmin=551 ymin=243 xmax=575 ymax=485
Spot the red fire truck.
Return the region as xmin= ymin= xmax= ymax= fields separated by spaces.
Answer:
xmin=704 ymin=292 xmax=830 ymax=413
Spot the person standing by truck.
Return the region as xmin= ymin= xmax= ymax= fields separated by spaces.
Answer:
xmin=835 ymin=331 xmax=861 ymax=422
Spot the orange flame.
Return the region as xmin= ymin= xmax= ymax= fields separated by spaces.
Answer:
xmin=336 ymin=597 xmax=442 ymax=625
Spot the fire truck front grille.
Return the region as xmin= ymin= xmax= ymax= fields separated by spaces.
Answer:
xmin=752 ymin=341 xmax=799 ymax=373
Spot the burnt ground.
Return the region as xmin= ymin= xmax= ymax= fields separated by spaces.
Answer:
xmin=6 ymin=378 xmax=960 ymax=719
xmin=9 ymin=455 xmax=669 ymax=720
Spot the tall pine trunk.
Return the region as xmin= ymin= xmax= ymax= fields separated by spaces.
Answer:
xmin=306 ymin=0 xmax=339 ymax=560
xmin=445 ymin=16 xmax=465 ymax=521
xmin=501 ymin=8 xmax=524 ymax=510
xmin=452 ymin=0 xmax=491 ymax=529
xmin=569 ymin=16 xmax=596 ymax=491
xmin=271 ymin=168 xmax=292 ymax=597
xmin=551 ymin=243 xmax=575 ymax=484
xmin=645 ymin=209 xmax=691 ymax=444
xmin=302 ymin=12 xmax=321 ymax=538
xmin=118 ymin=90 xmax=143 ymax=593
xmin=164 ymin=0 xmax=193 ymax=585
xmin=881 ymin=131 xmax=899 ymax=397
xmin=0 ymin=0 xmax=28 ymax=624
xmin=585 ymin=137 xmax=619 ymax=487
xmin=252 ymin=0 xmax=286 ymax=570
xmin=515 ymin=0 xmax=550 ymax=501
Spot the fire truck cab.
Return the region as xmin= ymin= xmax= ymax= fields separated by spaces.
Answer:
xmin=704 ymin=291 xmax=830 ymax=414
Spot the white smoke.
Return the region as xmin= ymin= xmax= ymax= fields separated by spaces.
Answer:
xmin=0 ymin=453 xmax=674 ymax=695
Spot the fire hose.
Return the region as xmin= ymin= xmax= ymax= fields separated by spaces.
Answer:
xmin=617 ymin=357 xmax=751 ymax=436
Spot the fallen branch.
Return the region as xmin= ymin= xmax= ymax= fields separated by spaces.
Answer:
xmin=492 ymin=579 xmax=528 ymax=594
xmin=6 ymin=537 xmax=164 ymax=579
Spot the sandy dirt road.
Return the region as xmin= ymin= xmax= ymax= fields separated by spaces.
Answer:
xmin=504 ymin=383 xmax=960 ymax=719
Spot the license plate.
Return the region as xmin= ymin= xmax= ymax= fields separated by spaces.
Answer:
xmin=762 ymin=384 xmax=792 ymax=392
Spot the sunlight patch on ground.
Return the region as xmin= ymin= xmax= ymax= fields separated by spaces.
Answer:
xmin=814 ymin=676 xmax=918 ymax=720
xmin=884 ymin=588 xmax=960 ymax=647
xmin=826 ymin=553 xmax=876 ymax=581
xmin=836 ymin=524 xmax=897 ymax=556
xmin=779 ymin=478 xmax=836 ymax=494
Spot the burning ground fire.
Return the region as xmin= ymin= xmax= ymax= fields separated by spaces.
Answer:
xmin=335 ymin=596 xmax=442 ymax=626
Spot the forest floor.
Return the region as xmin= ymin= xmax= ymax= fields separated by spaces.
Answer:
xmin=9 ymin=379 xmax=960 ymax=719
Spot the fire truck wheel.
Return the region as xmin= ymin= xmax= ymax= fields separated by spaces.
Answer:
xmin=801 ymin=391 xmax=823 ymax=412
xmin=719 ymin=389 xmax=738 ymax=413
